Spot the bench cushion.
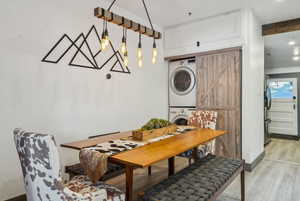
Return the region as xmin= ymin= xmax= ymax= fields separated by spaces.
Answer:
xmin=142 ymin=155 xmax=243 ymax=201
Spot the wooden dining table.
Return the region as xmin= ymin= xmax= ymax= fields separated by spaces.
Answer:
xmin=61 ymin=128 xmax=227 ymax=201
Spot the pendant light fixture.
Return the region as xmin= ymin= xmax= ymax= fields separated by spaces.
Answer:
xmin=124 ymin=51 xmax=129 ymax=67
xmin=100 ymin=21 xmax=106 ymax=50
xmin=104 ymin=22 xmax=110 ymax=47
xmin=95 ymin=0 xmax=162 ymax=68
xmin=152 ymin=39 xmax=157 ymax=64
xmin=100 ymin=21 xmax=110 ymax=51
xmin=137 ymin=33 xmax=143 ymax=67
xmin=120 ymin=27 xmax=127 ymax=55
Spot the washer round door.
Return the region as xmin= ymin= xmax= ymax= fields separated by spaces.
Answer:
xmin=172 ymin=115 xmax=189 ymax=126
xmin=170 ymin=66 xmax=196 ymax=96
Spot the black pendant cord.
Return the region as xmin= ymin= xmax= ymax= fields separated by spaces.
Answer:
xmin=102 ymin=19 xmax=105 ymax=32
xmin=139 ymin=32 xmax=142 ymax=44
xmin=123 ymin=26 xmax=125 ymax=38
xmin=107 ymin=0 xmax=117 ymax=11
xmin=122 ymin=26 xmax=128 ymax=41
xmin=141 ymin=0 xmax=154 ymax=31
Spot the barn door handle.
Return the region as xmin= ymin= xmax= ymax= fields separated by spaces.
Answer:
xmin=294 ymin=104 xmax=296 ymax=110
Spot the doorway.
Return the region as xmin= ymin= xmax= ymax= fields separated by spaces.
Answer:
xmin=264 ymin=30 xmax=300 ymax=169
xmin=268 ymin=78 xmax=298 ymax=136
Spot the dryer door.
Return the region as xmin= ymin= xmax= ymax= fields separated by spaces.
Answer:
xmin=171 ymin=115 xmax=189 ymax=125
xmin=170 ymin=66 xmax=196 ymax=96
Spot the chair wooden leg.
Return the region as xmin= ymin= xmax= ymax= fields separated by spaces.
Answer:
xmin=148 ymin=166 xmax=152 ymax=176
xmin=241 ymin=165 xmax=245 ymax=201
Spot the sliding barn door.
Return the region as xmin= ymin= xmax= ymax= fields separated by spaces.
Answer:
xmin=196 ymin=49 xmax=241 ymax=159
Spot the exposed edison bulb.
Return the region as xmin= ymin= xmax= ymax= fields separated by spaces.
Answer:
xmin=100 ymin=37 xmax=107 ymax=50
xmin=101 ymin=40 xmax=107 ymax=51
xmin=120 ymin=36 xmax=127 ymax=54
xmin=152 ymin=56 xmax=157 ymax=64
xmin=152 ymin=47 xmax=158 ymax=57
xmin=137 ymin=48 xmax=143 ymax=59
xmin=152 ymin=41 xmax=157 ymax=64
xmin=103 ymin=29 xmax=110 ymax=47
xmin=138 ymin=59 xmax=143 ymax=68
xmin=124 ymin=57 xmax=129 ymax=67
xmin=152 ymin=47 xmax=158 ymax=64
xmin=101 ymin=31 xmax=107 ymax=51
xmin=104 ymin=36 xmax=109 ymax=47
xmin=137 ymin=41 xmax=143 ymax=59
xmin=123 ymin=52 xmax=129 ymax=67
xmin=121 ymin=43 xmax=127 ymax=54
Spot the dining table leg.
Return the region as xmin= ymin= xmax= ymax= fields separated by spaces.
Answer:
xmin=168 ymin=157 xmax=175 ymax=176
xmin=148 ymin=166 xmax=152 ymax=175
xmin=192 ymin=147 xmax=199 ymax=162
xmin=125 ymin=165 xmax=134 ymax=201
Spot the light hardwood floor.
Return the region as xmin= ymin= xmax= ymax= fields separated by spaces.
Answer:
xmin=106 ymin=138 xmax=300 ymax=201
xmin=221 ymin=138 xmax=300 ymax=201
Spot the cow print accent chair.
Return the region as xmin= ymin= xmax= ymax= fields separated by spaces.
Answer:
xmin=13 ymin=128 xmax=125 ymax=201
xmin=179 ymin=110 xmax=218 ymax=164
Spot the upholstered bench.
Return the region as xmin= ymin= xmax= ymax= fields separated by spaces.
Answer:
xmin=139 ymin=155 xmax=245 ymax=201
xmin=66 ymin=162 xmax=125 ymax=181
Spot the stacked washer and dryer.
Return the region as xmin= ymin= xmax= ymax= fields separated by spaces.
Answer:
xmin=169 ymin=58 xmax=197 ymax=125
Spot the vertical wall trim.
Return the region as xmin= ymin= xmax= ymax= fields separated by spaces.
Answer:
xmin=239 ymin=48 xmax=243 ymax=159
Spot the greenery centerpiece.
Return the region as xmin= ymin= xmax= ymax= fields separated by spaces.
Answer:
xmin=132 ymin=118 xmax=177 ymax=141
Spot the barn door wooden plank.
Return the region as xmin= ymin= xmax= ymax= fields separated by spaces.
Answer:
xmin=196 ymin=49 xmax=241 ymax=159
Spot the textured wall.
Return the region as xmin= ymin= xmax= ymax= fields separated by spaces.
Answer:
xmin=0 ymin=0 xmax=167 ymax=199
xmin=241 ymin=9 xmax=265 ymax=164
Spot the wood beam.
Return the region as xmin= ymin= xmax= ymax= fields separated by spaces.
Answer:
xmin=94 ymin=7 xmax=161 ymax=39
xmin=262 ymin=18 xmax=300 ymax=36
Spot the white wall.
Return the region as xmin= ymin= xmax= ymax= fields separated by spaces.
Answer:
xmin=164 ymin=9 xmax=265 ymax=164
xmin=265 ymin=66 xmax=300 ymax=74
xmin=164 ymin=10 xmax=243 ymax=57
xmin=0 ymin=0 xmax=167 ymax=200
xmin=241 ymin=9 xmax=265 ymax=163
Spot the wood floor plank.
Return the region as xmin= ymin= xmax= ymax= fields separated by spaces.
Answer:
xmin=223 ymin=138 xmax=300 ymax=201
xmin=291 ymin=167 xmax=300 ymax=201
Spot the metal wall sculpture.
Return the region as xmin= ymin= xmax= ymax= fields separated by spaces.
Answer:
xmin=41 ymin=25 xmax=130 ymax=74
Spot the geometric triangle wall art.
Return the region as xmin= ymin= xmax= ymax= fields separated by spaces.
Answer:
xmin=41 ymin=25 xmax=130 ymax=74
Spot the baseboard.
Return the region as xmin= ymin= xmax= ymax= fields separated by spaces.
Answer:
xmin=245 ymin=151 xmax=265 ymax=172
xmin=5 ymin=194 xmax=26 ymax=201
xmin=270 ymin=133 xmax=299 ymax=141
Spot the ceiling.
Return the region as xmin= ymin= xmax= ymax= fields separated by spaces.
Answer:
xmin=105 ymin=0 xmax=300 ymax=68
xmin=265 ymin=30 xmax=300 ymax=68
xmin=104 ymin=0 xmax=300 ymax=27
